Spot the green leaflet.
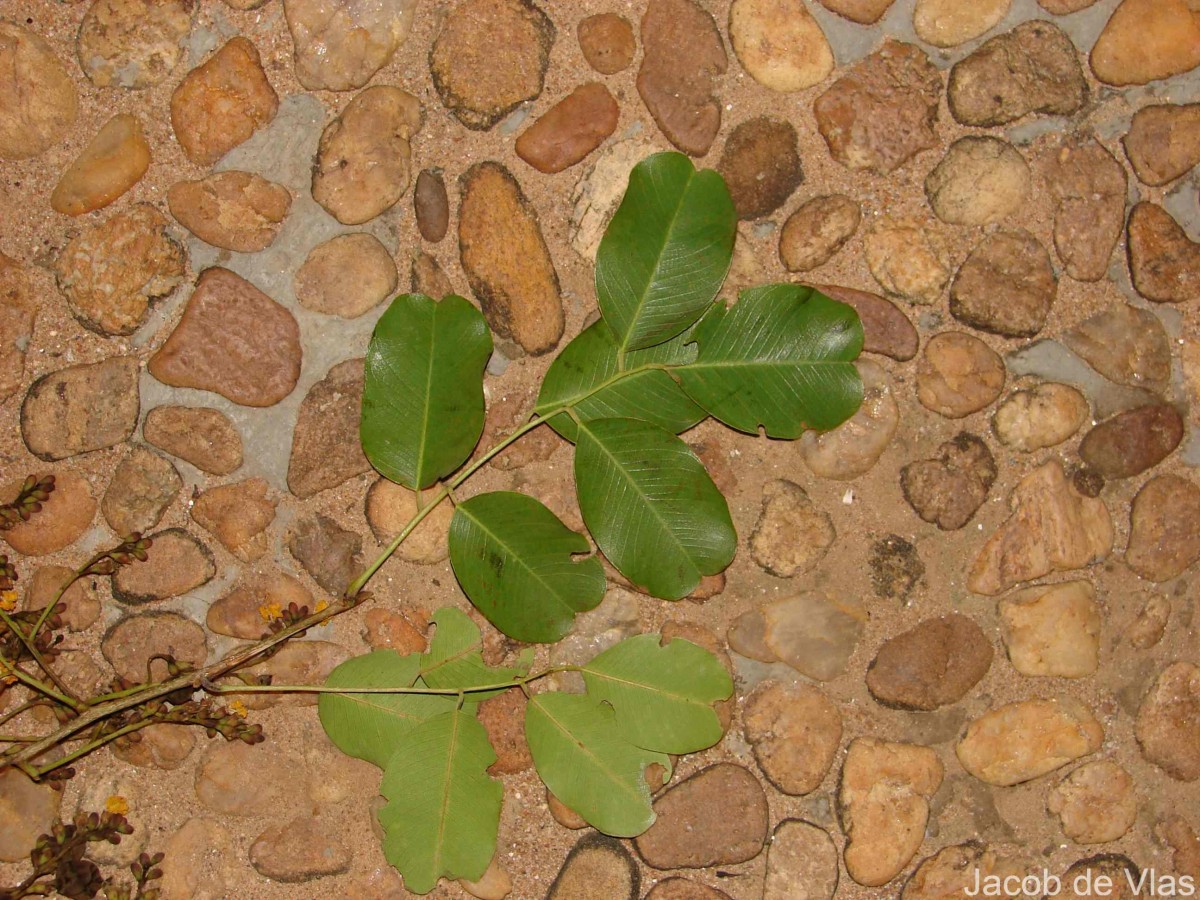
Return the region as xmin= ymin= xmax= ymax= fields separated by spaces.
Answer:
xmin=534 ymin=318 xmax=705 ymax=441
xmin=448 ymin=492 xmax=606 ymax=643
xmin=596 ymin=152 xmax=736 ymax=353
xmin=581 ymin=635 xmax=732 ymax=753
xmin=525 ymin=691 xmax=671 ymax=838
xmin=574 ymin=418 xmax=735 ymax=600
xmin=361 ymin=294 xmax=493 ymax=490
xmin=675 ymin=284 xmax=864 ymax=438
xmin=419 ymin=607 xmax=531 ymax=699
xmin=378 ymin=710 xmax=502 ymax=893
xmin=317 ymin=651 xmax=455 ymax=769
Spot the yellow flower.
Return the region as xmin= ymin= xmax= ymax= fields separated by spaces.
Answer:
xmin=315 ymin=600 xmax=328 ymax=613
xmin=0 ymin=590 xmax=17 ymax=612
xmin=105 ymin=795 xmax=129 ymax=816
xmin=229 ymin=700 xmax=249 ymax=718
xmin=258 ymin=602 xmax=283 ymax=622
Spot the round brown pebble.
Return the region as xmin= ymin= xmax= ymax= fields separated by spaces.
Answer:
xmin=295 ymin=234 xmax=397 ymax=318
xmin=917 ymin=332 xmax=1006 ymax=419
xmin=578 ymin=14 xmax=636 ymax=75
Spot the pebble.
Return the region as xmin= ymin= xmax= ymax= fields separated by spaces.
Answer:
xmin=236 ymin=641 xmax=348 ymax=709
xmin=1127 ymin=202 xmax=1200 ymax=304
xmin=458 ymin=860 xmax=513 ymax=899
xmin=157 ymin=818 xmax=233 ymax=899
xmin=55 ymin=203 xmax=186 ymax=337
xmin=295 ymin=234 xmax=397 ymax=319
xmin=50 ymin=114 xmax=151 ymax=216
xmin=171 ymin=37 xmax=278 ymax=166
xmin=112 ymin=722 xmax=195 ymax=770
xmin=956 ymin=698 xmax=1103 ymax=786
xmin=413 ymin=170 xmax=449 ymax=243
xmin=728 ymin=592 xmax=864 ymax=682
xmin=817 ymin=0 xmax=894 ymax=23
xmin=1063 ymin=304 xmax=1171 ymax=389
xmin=947 ymin=21 xmax=1087 ymax=126
xmin=999 ymin=580 xmax=1100 ymax=678
xmin=904 ymin=844 xmax=1034 ymax=898
xmin=926 ymin=136 xmax=1030 ymax=227
xmin=1129 ymin=593 xmax=1170 ymax=649
xmin=287 ymin=359 xmax=371 ymax=498
xmin=635 ymin=764 xmax=768 ymax=869
xmin=992 ymin=383 xmax=1088 ymax=452
xmin=717 ymin=117 xmax=802 ymax=220
xmin=913 ymin=0 xmax=1010 ymax=47
xmin=1135 ymin=662 xmax=1200 ymax=781
xmin=430 ymin=0 xmax=555 ymax=130
xmin=459 ymin=161 xmax=563 ymax=354
xmin=516 ymin=83 xmax=619 ymax=175
xmin=950 ymin=230 xmax=1056 ymax=338
xmin=207 ymin=569 xmax=314 ymax=639
xmin=1090 ymin=0 xmax=1200 ymax=86
xmin=750 ymin=479 xmax=835 ymax=577
xmin=813 ymin=40 xmax=941 ymax=175
xmin=0 ymin=22 xmax=78 ymax=159
xmin=0 ymin=769 xmax=61 ymax=863
xmin=74 ymin=773 xmax=146 ymax=865
xmin=1061 ymin=856 xmax=1140 ymax=900
xmin=478 ymin=689 xmax=532 ymax=775
xmin=102 ymin=611 xmax=208 ymax=681
xmin=21 ymin=357 xmax=140 ymax=461
xmin=863 ymin=215 xmax=951 ymax=305
xmin=1161 ymin=817 xmax=1200 ymax=881
xmin=102 ymin=444 xmax=181 ymax=536
xmin=148 ymin=267 xmax=302 ymax=408
xmin=568 ymin=136 xmax=659 ymax=261
xmin=969 ymin=461 xmax=1113 ymax=596
xmin=728 ymin=0 xmax=833 ymax=92
xmin=112 ymin=528 xmax=215 ymax=604
xmin=142 ymin=405 xmax=243 ymax=475
xmin=1079 ymin=404 xmax=1183 ymax=479
xmin=283 ymin=0 xmax=415 ymax=91
xmin=1039 ymin=0 xmax=1097 ymax=9
xmin=0 ymin=254 xmax=35 ymax=403
xmin=815 ymin=284 xmax=918 ymax=361
xmin=636 ymin=0 xmax=728 ymax=156
xmin=312 ymin=85 xmax=422 ymax=225
xmin=646 ymin=878 xmax=732 ymax=899
xmin=840 ymin=738 xmax=943 ymax=887
xmin=868 ymin=534 xmax=925 ymax=603
xmin=763 ymin=820 xmax=838 ymax=900
xmin=800 ymin=359 xmax=898 ymax=480
xmin=288 ymin=514 xmax=363 ymax=594
xmin=546 ymin=789 xmax=587 ymax=830
xmin=1044 ymin=137 xmax=1127 ymax=283
xmin=550 ymin=833 xmax=640 ymax=899
xmin=168 ymin=171 xmax=291 ymax=253
xmin=1 ymin=470 xmax=95 ymax=557
xmin=866 ymin=613 xmax=993 ymax=710
xmin=364 ymin=477 xmax=453 ymax=564
xmin=1124 ymin=103 xmax=1200 ymax=186
xmin=195 ymin=741 xmax=307 ymax=816
xmin=24 ymin=565 xmax=101 ymax=631
xmin=1048 ymin=760 xmax=1138 ymax=844
xmin=191 ymin=478 xmax=276 ymax=562
xmin=77 ymin=0 xmax=194 ymax=89
xmin=411 ymin=250 xmax=454 ymax=298
xmin=779 ymin=195 xmax=860 ymax=272
xmin=1126 ymin=474 xmax=1200 ymax=582
xmin=917 ymin=332 xmax=1006 ymax=419
xmin=744 ymin=681 xmax=842 ymax=794
xmin=577 ymin=14 xmax=635 ymax=75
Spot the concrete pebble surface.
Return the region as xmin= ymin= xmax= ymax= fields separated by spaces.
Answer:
xmin=1 ymin=0 xmax=1200 ymax=895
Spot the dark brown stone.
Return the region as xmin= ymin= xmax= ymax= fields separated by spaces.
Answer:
xmin=287 ymin=359 xmax=371 ymax=499
xmin=1128 ymin=202 xmax=1200 ymax=304
xmin=1044 ymin=136 xmax=1127 ymax=283
xmin=717 ymin=117 xmax=802 ymax=220
xmin=1124 ymin=103 xmax=1200 ymax=186
xmin=1078 ymin=404 xmax=1183 ymax=479
xmin=950 ymin=230 xmax=1057 ymax=338
xmin=866 ymin=614 xmax=993 ymax=710
xmin=1126 ymin=474 xmax=1200 ymax=582
xmin=578 ymin=13 xmax=635 ymax=75
xmin=287 ymin=514 xmax=363 ymax=595
xmin=516 ymin=82 xmax=620 ymax=174
xmin=814 ymin=284 xmax=918 ymax=361
xmin=414 ymin=169 xmax=449 ymax=243
xmin=901 ymin=432 xmax=998 ymax=530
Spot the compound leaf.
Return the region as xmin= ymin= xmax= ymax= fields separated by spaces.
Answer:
xmin=675 ymin=284 xmax=864 ymax=438
xmin=574 ymin=418 xmax=735 ymax=600
xmin=419 ymin=607 xmax=530 ymax=700
xmin=581 ymin=635 xmax=732 ymax=754
xmin=378 ymin=710 xmax=502 ymax=894
xmin=318 ymin=651 xmax=456 ymax=769
xmin=449 ymin=492 xmax=606 ymax=643
xmin=534 ymin=318 xmax=705 ymax=441
xmin=525 ymin=691 xmax=670 ymax=837
xmin=596 ymin=152 xmax=736 ymax=353
xmin=361 ymin=294 xmax=493 ymax=490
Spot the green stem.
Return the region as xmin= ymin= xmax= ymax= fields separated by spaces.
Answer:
xmin=0 ymin=652 xmax=79 ymax=711
xmin=27 ymin=716 xmax=156 ymax=778
xmin=0 ymin=610 xmax=80 ymax=707
xmin=204 ymin=665 xmax=580 ymax=697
